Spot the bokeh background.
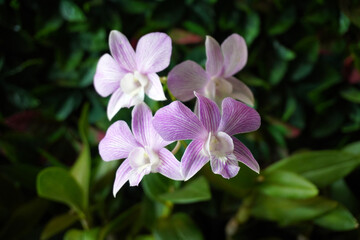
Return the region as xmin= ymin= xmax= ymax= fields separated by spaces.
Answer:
xmin=1 ymin=0 xmax=360 ymax=239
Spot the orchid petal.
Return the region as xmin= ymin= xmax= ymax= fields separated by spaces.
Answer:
xmin=157 ymin=148 xmax=183 ymax=180
xmin=107 ymin=88 xmax=144 ymax=120
xmin=109 ymin=30 xmax=136 ymax=71
xmin=211 ymin=156 xmax=240 ymax=179
xmin=226 ymin=77 xmax=254 ymax=106
xmin=99 ymin=121 xmax=139 ymax=161
xmin=132 ymin=103 xmax=169 ymax=149
xmin=128 ymin=167 xmax=151 ymax=187
xmin=221 ymin=34 xmax=247 ymax=78
xmin=94 ymin=54 xmax=125 ymax=97
xmin=136 ymin=32 xmax=172 ymax=73
xmin=153 ymin=101 xmax=207 ymax=141
xmin=232 ymin=137 xmax=259 ymax=173
xmin=219 ymin=98 xmax=260 ymax=136
xmin=113 ymin=159 xmax=132 ymax=197
xmin=195 ymin=92 xmax=221 ymax=132
xmin=168 ymin=60 xmax=209 ymax=101
xmin=205 ymin=36 xmax=224 ymax=77
xmin=181 ymin=139 xmax=209 ymax=181
xmin=145 ymin=73 xmax=166 ymax=101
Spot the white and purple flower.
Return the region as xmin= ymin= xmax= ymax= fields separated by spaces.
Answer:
xmin=94 ymin=31 xmax=172 ymax=120
xmin=168 ymin=34 xmax=254 ymax=106
xmin=153 ymin=92 xmax=260 ymax=180
xmin=99 ymin=103 xmax=183 ymax=196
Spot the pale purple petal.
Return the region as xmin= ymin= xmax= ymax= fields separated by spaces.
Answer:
xmin=221 ymin=34 xmax=247 ymax=78
xmin=168 ymin=60 xmax=209 ymax=101
xmin=232 ymin=137 xmax=259 ymax=173
xmin=226 ymin=77 xmax=254 ymax=106
xmin=99 ymin=121 xmax=139 ymax=161
xmin=145 ymin=73 xmax=166 ymax=101
xmin=136 ymin=32 xmax=172 ymax=73
xmin=181 ymin=139 xmax=209 ymax=181
xmin=211 ymin=157 xmax=240 ymax=179
xmin=132 ymin=103 xmax=170 ymax=149
xmin=94 ymin=54 xmax=125 ymax=97
xmin=107 ymin=88 xmax=145 ymax=120
xmin=153 ymin=101 xmax=207 ymax=141
xmin=157 ymin=148 xmax=183 ymax=180
xmin=128 ymin=167 xmax=151 ymax=186
xmin=205 ymin=36 xmax=224 ymax=77
xmin=109 ymin=30 xmax=136 ymax=71
xmin=219 ymin=97 xmax=260 ymax=136
xmin=113 ymin=159 xmax=132 ymax=197
xmin=195 ymin=92 xmax=221 ymax=132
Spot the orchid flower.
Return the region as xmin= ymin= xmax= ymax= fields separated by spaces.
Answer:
xmin=99 ymin=103 xmax=183 ymax=196
xmin=168 ymin=34 xmax=254 ymax=106
xmin=94 ymin=31 xmax=172 ymax=120
xmin=153 ymin=92 xmax=260 ymax=180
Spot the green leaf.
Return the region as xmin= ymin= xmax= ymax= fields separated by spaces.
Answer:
xmin=159 ymin=176 xmax=211 ymax=204
xmin=251 ymin=195 xmax=337 ymax=225
xmin=60 ymin=0 xmax=86 ymax=22
xmin=70 ymin=104 xmax=91 ymax=209
xmin=35 ymin=18 xmax=63 ymax=38
xmin=259 ymin=170 xmax=318 ymax=199
xmin=243 ymin=11 xmax=260 ymax=45
xmin=40 ymin=212 xmax=78 ymax=240
xmin=142 ymin=173 xmax=176 ymax=201
xmin=37 ymin=167 xmax=85 ymax=214
xmin=64 ymin=228 xmax=100 ymax=240
xmin=341 ymin=87 xmax=360 ymax=103
xmin=267 ymin=7 xmax=296 ymax=36
xmin=266 ymin=150 xmax=360 ymax=187
xmin=273 ymin=41 xmax=296 ymax=61
xmin=314 ymin=205 xmax=359 ymax=231
xmin=343 ymin=141 xmax=360 ymax=155
xmin=269 ymin=58 xmax=288 ymax=85
xmin=153 ymin=213 xmax=203 ymax=240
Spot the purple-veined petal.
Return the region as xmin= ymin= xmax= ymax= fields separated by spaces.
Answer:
xmin=113 ymin=159 xmax=132 ymax=197
xmin=205 ymin=36 xmax=224 ymax=77
xmin=145 ymin=73 xmax=166 ymax=101
xmin=109 ymin=30 xmax=136 ymax=71
xmin=168 ymin=60 xmax=209 ymax=101
xmin=221 ymin=34 xmax=247 ymax=78
xmin=107 ymin=87 xmax=145 ymax=120
xmin=157 ymin=148 xmax=183 ymax=180
xmin=136 ymin=32 xmax=172 ymax=73
xmin=153 ymin=101 xmax=207 ymax=141
xmin=219 ymin=97 xmax=260 ymax=136
xmin=132 ymin=103 xmax=170 ymax=149
xmin=211 ymin=156 xmax=240 ymax=179
xmin=232 ymin=137 xmax=259 ymax=173
xmin=94 ymin=54 xmax=125 ymax=97
xmin=226 ymin=77 xmax=254 ymax=106
xmin=128 ymin=167 xmax=151 ymax=186
xmin=99 ymin=121 xmax=139 ymax=161
xmin=195 ymin=92 xmax=221 ymax=132
xmin=181 ymin=139 xmax=209 ymax=181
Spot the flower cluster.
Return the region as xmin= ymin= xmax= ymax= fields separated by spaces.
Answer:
xmin=94 ymin=30 xmax=261 ymax=196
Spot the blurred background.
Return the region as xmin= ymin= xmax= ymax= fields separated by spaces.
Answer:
xmin=1 ymin=0 xmax=360 ymax=239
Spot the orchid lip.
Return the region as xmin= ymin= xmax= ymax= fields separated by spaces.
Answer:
xmin=203 ymin=131 xmax=234 ymax=159
xmin=128 ymin=147 xmax=160 ymax=173
xmin=120 ymin=71 xmax=149 ymax=96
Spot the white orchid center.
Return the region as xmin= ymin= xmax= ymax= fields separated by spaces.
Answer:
xmin=128 ymin=147 xmax=160 ymax=173
xmin=204 ymin=77 xmax=233 ymax=102
xmin=203 ymin=131 xmax=234 ymax=161
xmin=120 ymin=71 xmax=148 ymax=96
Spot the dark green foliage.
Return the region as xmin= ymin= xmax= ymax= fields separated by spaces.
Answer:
xmin=1 ymin=0 xmax=360 ymax=239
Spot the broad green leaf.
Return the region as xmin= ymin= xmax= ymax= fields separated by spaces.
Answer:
xmin=330 ymin=179 xmax=358 ymax=213
xmin=64 ymin=228 xmax=100 ymax=240
xmin=266 ymin=150 xmax=360 ymax=187
xmin=60 ymin=0 xmax=86 ymax=22
xmin=314 ymin=205 xmax=358 ymax=231
xmin=251 ymin=195 xmax=337 ymax=225
xmin=273 ymin=41 xmax=296 ymax=61
xmin=153 ymin=213 xmax=203 ymax=240
xmin=259 ymin=171 xmax=318 ymax=199
xmin=267 ymin=7 xmax=296 ymax=36
xmin=70 ymin=104 xmax=91 ymax=209
xmin=40 ymin=212 xmax=78 ymax=240
xmin=159 ymin=176 xmax=211 ymax=204
xmin=269 ymin=58 xmax=287 ymax=85
xmin=142 ymin=173 xmax=176 ymax=201
xmin=343 ymin=141 xmax=360 ymax=155
xmin=341 ymin=87 xmax=360 ymax=103
xmin=37 ymin=167 xmax=85 ymax=214
xmin=243 ymin=11 xmax=260 ymax=45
